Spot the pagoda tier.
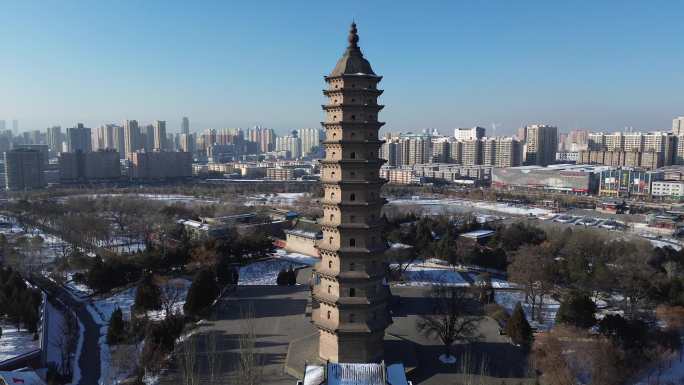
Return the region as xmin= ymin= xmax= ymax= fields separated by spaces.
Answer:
xmin=312 ymin=22 xmax=391 ymax=364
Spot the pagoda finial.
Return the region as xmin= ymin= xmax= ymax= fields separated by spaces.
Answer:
xmin=348 ymin=22 xmax=359 ymax=48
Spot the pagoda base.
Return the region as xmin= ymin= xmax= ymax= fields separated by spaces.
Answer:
xmin=284 ymin=332 xmax=418 ymax=380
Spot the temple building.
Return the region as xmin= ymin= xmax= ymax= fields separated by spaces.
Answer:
xmin=312 ymin=22 xmax=391 ymax=363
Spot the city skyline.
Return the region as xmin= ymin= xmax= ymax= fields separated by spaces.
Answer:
xmin=2 ymin=1 xmax=684 ymax=134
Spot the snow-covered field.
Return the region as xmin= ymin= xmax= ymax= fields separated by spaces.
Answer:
xmin=0 ymin=321 xmax=39 ymax=361
xmin=387 ymin=197 xmax=552 ymax=217
xmin=237 ymin=248 xmax=317 ymax=286
xmin=239 ymin=259 xmax=307 ymax=285
xmin=494 ymin=291 xmax=560 ymax=330
xmin=244 ymin=192 xmax=308 ymax=207
xmin=272 ymin=249 xmax=318 ymax=266
xmin=392 ymin=262 xmax=470 ymax=287
xmin=62 ymin=193 xmax=219 ymax=205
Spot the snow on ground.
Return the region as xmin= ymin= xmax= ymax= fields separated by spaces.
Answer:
xmin=64 ymin=272 xmax=93 ymax=301
xmin=89 ymin=278 xmax=192 ymax=325
xmin=272 ymin=249 xmax=317 ymax=266
xmin=70 ymin=316 xmax=84 ymax=385
xmin=87 ymin=278 xmax=190 ymax=385
xmin=466 ymin=272 xmax=519 ymax=289
xmin=392 ymin=262 xmax=470 ymax=287
xmin=387 ymin=197 xmax=552 ymax=217
xmin=245 ymin=192 xmax=308 ymax=207
xmin=439 ymin=354 xmax=457 ymax=364
xmin=0 ymin=321 xmax=39 ymax=361
xmin=494 ymin=290 xmax=560 ymax=330
xmin=63 ymin=193 xmax=219 ymax=205
xmin=45 ymin=300 xmax=68 ymax=372
xmin=239 ymin=258 xmax=307 ymax=285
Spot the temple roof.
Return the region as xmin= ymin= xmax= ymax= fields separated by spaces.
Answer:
xmin=329 ymin=23 xmax=376 ymax=77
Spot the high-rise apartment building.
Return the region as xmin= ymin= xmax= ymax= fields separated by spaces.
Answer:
xmin=298 ymin=127 xmax=322 ymax=157
xmin=123 ymin=120 xmax=141 ymax=156
xmin=275 ymin=131 xmax=302 ymax=159
xmin=454 ymin=126 xmax=485 ymax=141
xmin=127 ymin=151 xmax=192 ymax=179
xmin=12 ymin=120 xmax=18 ymax=133
xmin=59 ymin=149 xmax=121 ymax=182
xmin=461 ymin=139 xmax=483 ymax=166
xmin=179 ymin=133 xmax=196 ymax=154
xmin=181 ymin=116 xmax=190 ymax=135
xmin=314 ymin=23 xmax=390 ymax=363
xmin=94 ymin=124 xmax=118 ymax=151
xmin=154 ymin=120 xmax=167 ymax=151
xmin=524 ymin=124 xmax=558 ymax=166
xmin=673 ymin=117 xmax=684 ymax=136
xmin=66 ymin=123 xmax=92 ymax=153
xmin=4 ymin=148 xmax=46 ymax=190
xmin=143 ymin=124 xmax=155 ymax=151
xmin=47 ymin=126 xmax=62 ymax=153
xmin=112 ymin=125 xmax=126 ymax=159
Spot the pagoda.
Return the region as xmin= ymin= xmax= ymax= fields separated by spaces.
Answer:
xmin=312 ymin=22 xmax=391 ymax=363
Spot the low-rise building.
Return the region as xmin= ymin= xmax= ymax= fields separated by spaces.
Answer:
xmin=267 ymin=167 xmax=295 ymax=180
xmin=598 ymin=168 xmax=663 ymax=198
xmin=459 ymin=229 xmax=495 ymax=246
xmin=651 ymin=180 xmax=684 ymax=199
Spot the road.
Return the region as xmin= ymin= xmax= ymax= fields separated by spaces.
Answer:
xmin=31 ymin=277 xmax=101 ymax=385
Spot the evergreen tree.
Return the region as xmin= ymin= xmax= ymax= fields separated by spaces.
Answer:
xmin=107 ymin=307 xmax=126 ymax=345
xmin=276 ymin=269 xmax=288 ymax=286
xmin=184 ymin=269 xmax=219 ymax=316
xmin=505 ymin=302 xmax=533 ymax=350
xmin=134 ymin=273 xmax=162 ymax=312
xmin=287 ymin=267 xmax=297 ymax=286
xmin=555 ymin=291 xmax=597 ymax=329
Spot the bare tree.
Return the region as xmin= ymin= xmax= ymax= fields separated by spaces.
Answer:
xmin=50 ymin=306 xmax=77 ymax=378
xmin=159 ymin=277 xmax=187 ymax=319
xmin=178 ymin=336 xmax=200 ymax=385
xmin=508 ymin=243 xmax=556 ymax=321
xmin=205 ymin=332 xmax=222 ymax=385
xmin=417 ymin=285 xmax=481 ymax=359
xmin=235 ymin=304 xmax=262 ymax=385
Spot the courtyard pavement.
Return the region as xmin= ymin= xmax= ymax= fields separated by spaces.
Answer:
xmin=159 ymin=285 xmax=534 ymax=385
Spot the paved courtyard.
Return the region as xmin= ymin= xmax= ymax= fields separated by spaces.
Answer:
xmin=159 ymin=285 xmax=534 ymax=385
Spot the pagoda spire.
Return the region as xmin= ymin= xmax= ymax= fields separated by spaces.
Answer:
xmin=348 ymin=22 xmax=359 ymax=48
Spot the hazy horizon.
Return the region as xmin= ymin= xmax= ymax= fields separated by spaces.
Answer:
xmin=2 ymin=1 xmax=683 ymax=135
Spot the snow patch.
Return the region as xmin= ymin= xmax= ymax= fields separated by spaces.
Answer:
xmin=439 ymin=354 xmax=457 ymax=364
xmin=239 ymin=259 xmax=306 ymax=285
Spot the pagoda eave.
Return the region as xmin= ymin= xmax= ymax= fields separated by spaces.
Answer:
xmin=321 ymin=104 xmax=385 ymax=111
xmin=323 ymin=89 xmax=383 ymax=96
xmin=324 ymin=74 xmax=382 ymax=81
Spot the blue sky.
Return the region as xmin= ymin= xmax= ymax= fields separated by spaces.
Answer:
xmin=1 ymin=0 xmax=683 ymax=135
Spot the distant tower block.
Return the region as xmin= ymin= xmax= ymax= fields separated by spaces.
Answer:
xmin=312 ymin=22 xmax=391 ymax=363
